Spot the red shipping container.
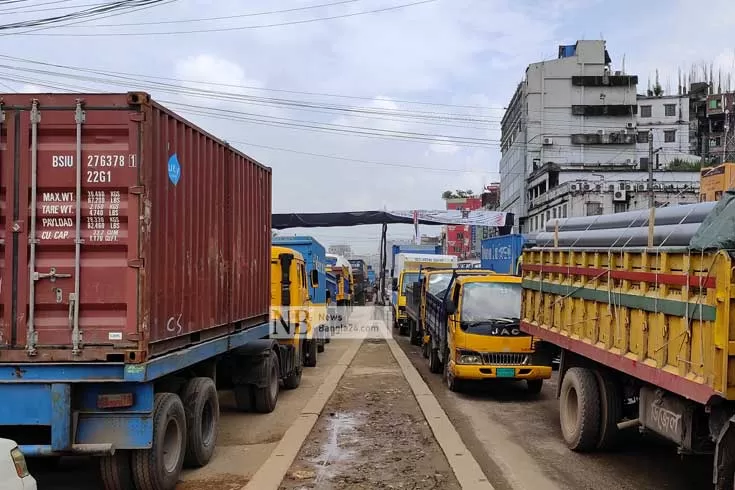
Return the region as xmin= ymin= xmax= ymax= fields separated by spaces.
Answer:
xmin=0 ymin=92 xmax=271 ymax=363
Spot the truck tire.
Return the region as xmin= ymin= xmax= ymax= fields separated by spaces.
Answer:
xmin=132 ymin=393 xmax=187 ymax=490
xmin=303 ymin=339 xmax=318 ymax=368
xmin=181 ymin=377 xmax=219 ymax=468
xmin=559 ymin=368 xmax=601 ymax=452
xmin=409 ymin=320 xmax=421 ymax=346
xmin=233 ymin=384 xmax=254 ymax=412
xmin=421 ymin=341 xmax=429 ymax=359
xmin=527 ymin=379 xmax=543 ymax=395
xmin=317 ymin=339 xmax=325 ymax=353
xmin=444 ymin=359 xmax=462 ymax=392
xmin=283 ymin=367 xmax=302 ymax=390
xmin=254 ymin=350 xmax=280 ymax=413
xmin=429 ymin=348 xmax=442 ymax=374
xmin=100 ymin=451 xmax=134 ymax=490
xmin=594 ymin=371 xmax=622 ymax=450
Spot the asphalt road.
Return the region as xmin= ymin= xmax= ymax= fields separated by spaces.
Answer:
xmin=394 ymin=333 xmax=713 ymax=490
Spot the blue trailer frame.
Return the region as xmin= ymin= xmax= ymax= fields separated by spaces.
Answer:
xmin=0 ymin=323 xmax=270 ymax=457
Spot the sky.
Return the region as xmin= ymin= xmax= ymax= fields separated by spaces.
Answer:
xmin=2 ymin=0 xmax=735 ymax=254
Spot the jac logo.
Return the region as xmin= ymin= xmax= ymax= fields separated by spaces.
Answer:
xmin=490 ymin=326 xmax=522 ymax=336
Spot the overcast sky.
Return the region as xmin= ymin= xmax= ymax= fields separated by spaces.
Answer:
xmin=3 ymin=0 xmax=734 ymax=254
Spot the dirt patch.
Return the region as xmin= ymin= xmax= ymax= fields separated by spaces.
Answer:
xmin=279 ymin=340 xmax=460 ymax=490
xmin=176 ymin=474 xmax=249 ymax=490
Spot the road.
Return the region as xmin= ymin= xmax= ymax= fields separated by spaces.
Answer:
xmin=393 ymin=334 xmax=713 ymax=490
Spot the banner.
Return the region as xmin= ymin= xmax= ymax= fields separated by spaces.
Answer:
xmin=388 ymin=209 xmax=508 ymax=227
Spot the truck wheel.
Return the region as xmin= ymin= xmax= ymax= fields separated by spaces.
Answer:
xmin=317 ymin=339 xmax=325 ymax=353
xmin=559 ymin=368 xmax=601 ymax=452
xmin=421 ymin=341 xmax=429 ymax=359
xmin=409 ymin=320 xmax=420 ymax=346
xmin=595 ymin=371 xmax=622 ymax=450
xmin=527 ymin=379 xmax=543 ymax=395
xmin=254 ymin=350 xmax=280 ymax=413
xmin=283 ymin=367 xmax=302 ymax=390
xmin=100 ymin=451 xmax=134 ymax=490
xmin=233 ymin=384 xmax=254 ymax=412
xmin=181 ymin=377 xmax=219 ymax=468
xmin=132 ymin=393 xmax=187 ymax=490
xmin=444 ymin=360 xmax=462 ymax=392
xmin=429 ymin=348 xmax=442 ymax=374
xmin=303 ymin=339 xmax=318 ymax=368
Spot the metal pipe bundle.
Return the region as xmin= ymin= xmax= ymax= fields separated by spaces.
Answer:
xmin=544 ymin=202 xmax=716 ymax=233
xmin=534 ymin=223 xmax=702 ymax=248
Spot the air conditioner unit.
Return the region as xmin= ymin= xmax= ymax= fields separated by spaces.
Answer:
xmin=608 ymin=184 xmax=615 ymax=191
xmin=570 ymin=184 xmax=578 ymax=191
xmin=637 ymin=183 xmax=647 ymax=191
xmin=543 ymin=137 xmax=553 ymax=145
xmin=626 ymin=122 xmax=635 ymax=129
xmin=595 ymin=184 xmax=602 ymax=191
xmin=625 ymin=184 xmax=632 ymax=191
xmin=613 ymin=189 xmax=628 ymax=202
xmin=583 ymin=183 xmax=591 ymax=191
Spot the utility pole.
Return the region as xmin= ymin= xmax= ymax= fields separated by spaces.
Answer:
xmin=648 ymin=130 xmax=655 ymax=208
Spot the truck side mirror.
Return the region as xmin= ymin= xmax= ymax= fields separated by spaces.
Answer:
xmin=310 ymin=269 xmax=319 ymax=287
xmin=392 ymin=278 xmax=398 ymax=291
xmin=444 ymin=298 xmax=457 ymax=315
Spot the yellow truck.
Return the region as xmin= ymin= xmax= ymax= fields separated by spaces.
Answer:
xmin=270 ymin=246 xmax=317 ymax=379
xmin=521 ymin=242 xmax=735 ymax=489
xmin=424 ymin=271 xmax=553 ymax=393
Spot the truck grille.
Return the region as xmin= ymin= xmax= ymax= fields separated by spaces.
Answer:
xmin=482 ymin=353 xmax=528 ymax=365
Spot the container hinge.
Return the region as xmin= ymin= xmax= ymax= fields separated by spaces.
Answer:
xmin=33 ymin=267 xmax=72 ymax=282
xmin=0 ymin=108 xmax=5 ymax=124
xmin=129 ymin=186 xmax=144 ymax=195
xmin=129 ymin=112 xmax=145 ymax=122
xmin=128 ymin=258 xmax=144 ymax=268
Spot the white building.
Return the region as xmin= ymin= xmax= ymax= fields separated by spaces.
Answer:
xmin=500 ymin=40 xmax=639 ymax=233
xmin=499 ymin=40 xmax=701 ymax=233
xmin=635 ymin=94 xmax=699 ymax=168
xmin=526 ymin=170 xmax=700 ymax=233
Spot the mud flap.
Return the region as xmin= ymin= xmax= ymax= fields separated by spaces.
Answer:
xmin=714 ymin=416 xmax=735 ymax=489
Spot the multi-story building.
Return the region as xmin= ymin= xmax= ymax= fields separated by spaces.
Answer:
xmin=500 ymin=40 xmax=639 ymax=233
xmin=526 ymin=170 xmax=700 ymax=232
xmin=327 ymin=244 xmax=352 ymax=257
xmin=635 ymin=93 xmax=698 ymax=168
xmin=444 ymin=195 xmax=482 ymax=258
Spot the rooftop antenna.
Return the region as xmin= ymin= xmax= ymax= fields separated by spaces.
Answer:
xmin=622 ymin=53 xmax=626 ymax=74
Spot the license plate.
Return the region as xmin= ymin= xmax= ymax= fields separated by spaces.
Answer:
xmin=496 ymin=368 xmax=516 ymax=378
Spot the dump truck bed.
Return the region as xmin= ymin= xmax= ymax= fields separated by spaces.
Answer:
xmin=521 ymin=246 xmax=733 ymax=404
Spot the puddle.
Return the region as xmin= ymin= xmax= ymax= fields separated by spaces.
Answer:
xmin=309 ymin=410 xmax=365 ymax=484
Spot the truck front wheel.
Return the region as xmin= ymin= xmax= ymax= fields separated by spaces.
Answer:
xmin=253 ymin=350 xmax=280 ymax=413
xmin=429 ymin=348 xmax=442 ymax=374
xmin=182 ymin=377 xmax=219 ymax=468
xmin=132 ymin=393 xmax=187 ymax=490
xmin=303 ymin=339 xmax=318 ymax=368
xmin=559 ymin=367 xmax=601 ymax=452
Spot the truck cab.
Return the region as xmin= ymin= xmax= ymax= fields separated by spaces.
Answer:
xmin=326 ymin=253 xmax=353 ymax=309
xmin=393 ymin=269 xmax=422 ymax=335
xmin=271 ymin=246 xmax=320 ymax=369
xmin=430 ymin=274 xmax=552 ymax=393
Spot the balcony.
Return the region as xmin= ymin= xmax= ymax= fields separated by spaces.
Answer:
xmin=570 ymin=131 xmax=636 ymax=145
xmin=571 ymin=75 xmax=639 ymax=87
xmin=571 ymin=105 xmax=638 ymax=117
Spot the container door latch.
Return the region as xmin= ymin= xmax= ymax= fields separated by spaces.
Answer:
xmin=33 ymin=267 xmax=72 ymax=282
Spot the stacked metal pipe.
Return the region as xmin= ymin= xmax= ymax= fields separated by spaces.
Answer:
xmin=534 ymin=202 xmax=716 ymax=248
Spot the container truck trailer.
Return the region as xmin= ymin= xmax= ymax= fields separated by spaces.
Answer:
xmin=0 ymin=92 xmax=294 ymax=490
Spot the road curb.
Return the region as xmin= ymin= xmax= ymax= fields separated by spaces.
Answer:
xmin=242 ymin=338 xmax=363 ymax=490
xmin=386 ymin=337 xmax=495 ymax=490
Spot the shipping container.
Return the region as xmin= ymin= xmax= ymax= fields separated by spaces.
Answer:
xmin=480 ymin=234 xmax=525 ymax=274
xmin=391 ymin=244 xmax=442 ymax=275
xmin=0 ymin=92 xmax=271 ymax=363
xmin=272 ymin=236 xmax=326 ymax=304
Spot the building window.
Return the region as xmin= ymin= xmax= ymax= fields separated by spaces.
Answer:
xmin=457 ymin=232 xmax=463 ymax=240
xmin=552 ymin=208 xmax=557 ymax=219
xmin=640 ymin=105 xmax=652 ymax=118
xmin=640 ymin=157 xmax=649 ymax=168
xmin=586 ymin=202 xmax=603 ymax=216
xmin=716 ymin=191 xmax=723 ymax=201
xmin=664 ymin=104 xmax=676 ymax=117
xmin=614 ymin=202 xmax=628 ymax=213
xmin=664 ymin=130 xmax=676 ymax=143
xmin=546 ymin=210 xmax=551 ymax=221
xmin=562 ymin=204 xmax=568 ymax=218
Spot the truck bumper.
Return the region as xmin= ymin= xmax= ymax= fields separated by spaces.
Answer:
xmin=451 ymin=363 xmax=552 ymax=381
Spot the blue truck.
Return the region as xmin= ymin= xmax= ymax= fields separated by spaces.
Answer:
xmin=272 ymin=236 xmax=329 ymax=358
xmin=480 ymin=234 xmax=529 ymax=275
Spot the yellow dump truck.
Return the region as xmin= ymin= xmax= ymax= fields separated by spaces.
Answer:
xmin=424 ymin=271 xmax=553 ymax=393
xmin=521 ymin=243 xmax=735 ymax=488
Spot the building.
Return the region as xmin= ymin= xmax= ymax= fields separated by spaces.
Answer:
xmin=526 ymin=170 xmax=700 ymax=232
xmin=700 ymin=162 xmax=735 ymax=201
xmin=636 ymin=94 xmax=699 ymax=168
xmin=500 ymin=40 xmax=639 ymax=232
xmin=327 ymin=244 xmax=352 ymax=257
xmin=444 ymin=195 xmax=482 ymax=258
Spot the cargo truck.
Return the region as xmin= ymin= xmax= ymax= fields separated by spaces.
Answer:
xmin=424 ymin=271 xmax=553 ymax=393
xmin=326 ymin=253 xmax=352 ymax=308
xmin=272 ymin=236 xmax=328 ymax=360
xmin=391 ymin=253 xmax=457 ymax=335
xmin=521 ymin=210 xmax=735 ymax=488
xmin=349 ymin=258 xmax=368 ymax=306
xmin=0 ymin=92 xmax=299 ymax=490
xmin=390 ymin=244 xmax=442 ymax=277
xmin=480 ymin=234 xmax=531 ymax=275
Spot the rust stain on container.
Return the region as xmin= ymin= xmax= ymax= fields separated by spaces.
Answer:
xmin=0 ymin=92 xmax=271 ymax=363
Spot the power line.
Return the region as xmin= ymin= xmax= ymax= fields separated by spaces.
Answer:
xmin=7 ymin=0 xmax=440 ymax=36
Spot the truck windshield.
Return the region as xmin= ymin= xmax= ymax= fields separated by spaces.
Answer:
xmin=460 ymin=282 xmax=521 ymax=323
xmin=427 ymin=273 xmax=453 ymax=295
xmin=401 ymin=273 xmax=420 ymax=293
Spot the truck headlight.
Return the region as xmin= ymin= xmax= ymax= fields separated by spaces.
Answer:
xmin=457 ymin=351 xmax=482 ymax=364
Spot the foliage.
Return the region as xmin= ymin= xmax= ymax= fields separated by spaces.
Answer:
xmin=668 ymin=159 xmax=701 ymax=171
xmin=442 ymin=189 xmax=475 ymax=199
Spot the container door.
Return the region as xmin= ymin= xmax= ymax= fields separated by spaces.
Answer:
xmin=0 ymin=97 xmax=140 ymax=362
